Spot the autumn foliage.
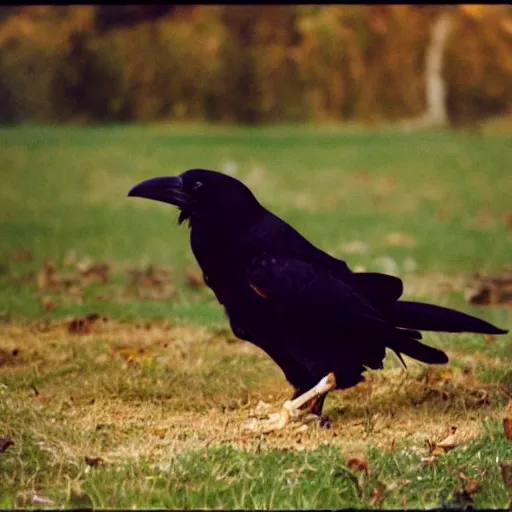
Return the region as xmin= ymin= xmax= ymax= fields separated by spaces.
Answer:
xmin=0 ymin=5 xmax=510 ymax=124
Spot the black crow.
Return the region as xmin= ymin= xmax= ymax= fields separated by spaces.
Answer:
xmin=128 ymin=169 xmax=508 ymax=431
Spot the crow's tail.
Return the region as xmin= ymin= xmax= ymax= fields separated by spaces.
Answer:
xmin=389 ymin=300 xmax=508 ymax=335
xmin=388 ymin=337 xmax=448 ymax=365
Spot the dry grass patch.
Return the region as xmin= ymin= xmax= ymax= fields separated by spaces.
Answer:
xmin=1 ymin=319 xmax=509 ymax=467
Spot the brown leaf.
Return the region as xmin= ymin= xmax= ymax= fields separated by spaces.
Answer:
xmin=127 ymin=264 xmax=176 ymax=301
xmin=78 ymin=262 xmax=110 ymax=285
xmin=463 ymin=479 xmax=480 ymax=495
xmin=423 ymin=367 xmax=453 ymax=386
xmin=468 ymin=268 xmax=512 ymax=306
xmin=36 ymin=394 xmax=52 ymax=403
xmin=67 ymin=313 xmax=101 ymax=334
xmin=503 ymin=210 xmax=512 ymax=230
xmin=504 ymin=400 xmax=512 ymax=440
xmin=0 ymin=348 xmax=19 ymax=367
xmin=504 ymin=418 xmax=512 ymax=441
xmin=110 ymin=346 xmax=153 ymax=365
xmin=37 ymin=259 xmax=59 ymax=290
xmin=369 ymin=486 xmax=385 ymax=506
xmin=0 ymin=436 xmax=14 ymax=453
xmin=505 ymin=398 xmax=512 ymax=417
xmin=347 ymin=457 xmax=369 ymax=472
xmin=355 ymin=170 xmax=372 ymax=183
xmin=428 ymin=425 xmax=458 ymax=455
xmin=501 ymin=463 xmax=512 ymax=486
xmin=39 ymin=296 xmax=55 ymax=312
xmin=150 ymin=428 xmax=168 ymax=439
xmin=84 ymin=455 xmax=104 ymax=467
xmin=484 ymin=334 xmax=497 ymax=345
xmin=185 ymin=265 xmax=205 ymax=289
xmin=13 ymin=248 xmax=32 ymax=261
xmin=128 ymin=264 xmax=172 ymax=287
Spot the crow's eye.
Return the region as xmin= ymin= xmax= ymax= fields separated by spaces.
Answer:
xmin=192 ymin=181 xmax=203 ymax=191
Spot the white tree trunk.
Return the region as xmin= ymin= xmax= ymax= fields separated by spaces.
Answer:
xmin=424 ymin=8 xmax=454 ymax=125
xmin=402 ymin=7 xmax=455 ymax=130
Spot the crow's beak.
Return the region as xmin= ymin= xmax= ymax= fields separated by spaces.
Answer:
xmin=127 ymin=176 xmax=190 ymax=208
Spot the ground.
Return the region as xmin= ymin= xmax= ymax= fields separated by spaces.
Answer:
xmin=1 ymin=122 xmax=511 ymax=508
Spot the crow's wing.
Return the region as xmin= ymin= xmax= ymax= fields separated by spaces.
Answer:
xmin=247 ymin=254 xmax=407 ymax=339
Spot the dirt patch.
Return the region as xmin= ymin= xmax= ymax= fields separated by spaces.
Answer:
xmin=402 ymin=273 xmax=469 ymax=298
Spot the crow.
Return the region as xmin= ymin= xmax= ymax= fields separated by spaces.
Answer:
xmin=128 ymin=169 xmax=508 ymax=432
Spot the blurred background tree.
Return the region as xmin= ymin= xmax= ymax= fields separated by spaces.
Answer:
xmin=0 ymin=4 xmax=510 ymax=125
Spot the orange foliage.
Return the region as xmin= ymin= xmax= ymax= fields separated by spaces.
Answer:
xmin=0 ymin=5 xmax=510 ymax=124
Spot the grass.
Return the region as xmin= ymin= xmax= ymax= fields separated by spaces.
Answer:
xmin=1 ymin=122 xmax=511 ymax=508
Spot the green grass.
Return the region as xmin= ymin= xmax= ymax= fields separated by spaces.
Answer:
xmin=1 ymin=123 xmax=511 ymax=508
xmin=2 ymin=432 xmax=511 ymax=509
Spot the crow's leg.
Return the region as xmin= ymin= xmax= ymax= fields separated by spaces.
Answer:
xmin=243 ymin=373 xmax=336 ymax=433
xmin=282 ymin=372 xmax=336 ymax=418
xmin=292 ymin=388 xmax=328 ymax=417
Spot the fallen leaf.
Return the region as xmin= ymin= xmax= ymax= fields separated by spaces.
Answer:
xmin=34 ymin=392 xmax=52 ymax=403
xmin=110 ymin=346 xmax=153 ymax=365
xmin=428 ymin=425 xmax=459 ymax=455
xmin=468 ymin=268 xmax=512 ymax=306
xmin=437 ymin=434 xmax=458 ymax=451
xmin=38 ymin=296 xmax=55 ymax=312
xmin=84 ymin=456 xmax=104 ymax=467
xmin=36 ymin=259 xmax=59 ymax=290
xmin=67 ymin=313 xmax=101 ymax=334
xmin=78 ymin=262 xmax=110 ymax=285
xmin=504 ymin=400 xmax=512 ymax=440
xmin=385 ymin=232 xmax=416 ymax=247
xmin=0 ymin=348 xmax=19 ymax=367
xmin=504 ymin=418 xmax=512 ymax=441
xmin=355 ymin=170 xmax=372 ymax=183
xmin=347 ymin=458 xmax=369 ymax=472
xmin=423 ymin=367 xmax=454 ymax=386
xmin=369 ymin=486 xmax=385 ymax=506
xmin=185 ymin=265 xmax=205 ymax=289
xmin=150 ymin=428 xmax=168 ymax=439
xmin=127 ymin=264 xmax=175 ymax=301
xmin=13 ymin=248 xmax=32 ymax=261
xmin=503 ymin=210 xmax=512 ymax=230
xmin=484 ymin=334 xmax=497 ymax=345
xmin=0 ymin=436 xmax=14 ymax=453
xmin=501 ymin=463 xmax=512 ymax=486
xmin=463 ymin=479 xmax=480 ymax=495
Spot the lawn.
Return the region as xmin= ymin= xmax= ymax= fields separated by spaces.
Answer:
xmin=1 ymin=123 xmax=511 ymax=508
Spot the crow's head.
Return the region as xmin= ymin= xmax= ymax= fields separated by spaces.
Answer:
xmin=128 ymin=169 xmax=262 ymax=226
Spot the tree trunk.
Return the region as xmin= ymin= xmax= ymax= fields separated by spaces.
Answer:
xmin=423 ymin=8 xmax=454 ymax=125
xmin=403 ymin=7 xmax=455 ymax=130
